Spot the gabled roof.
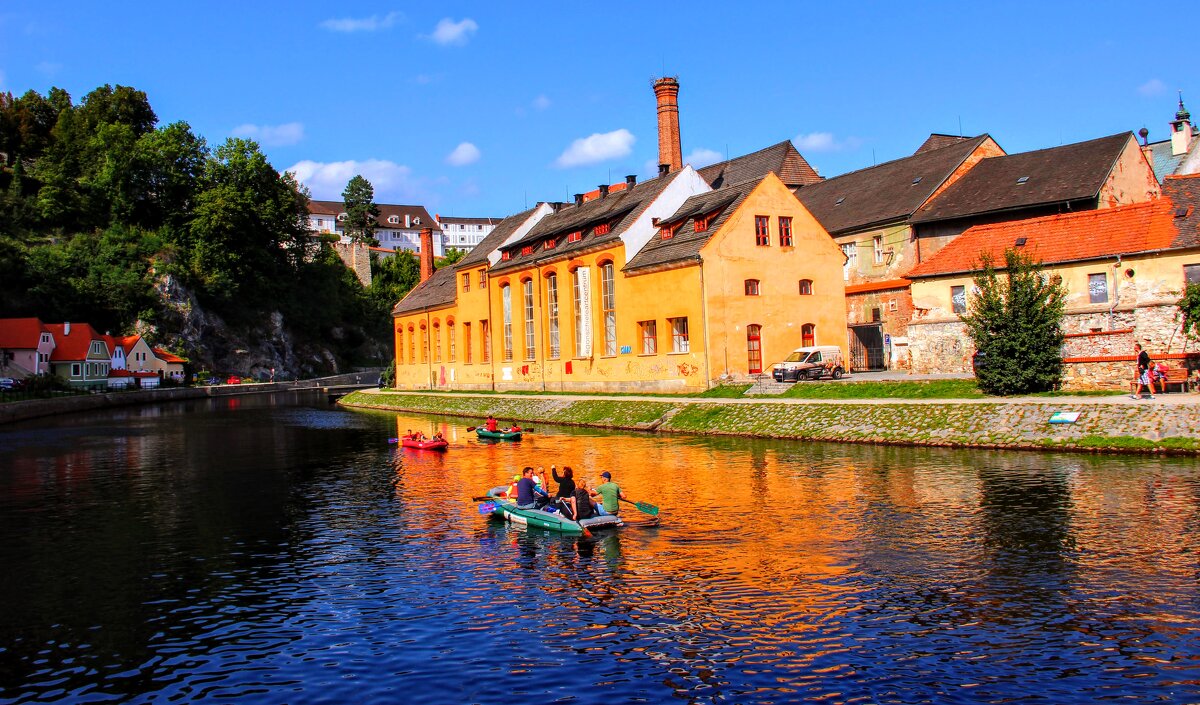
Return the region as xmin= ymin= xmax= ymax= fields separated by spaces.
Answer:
xmin=490 ymin=171 xmax=682 ymax=273
xmin=153 ymin=348 xmax=187 ymax=364
xmin=436 ymin=216 xmax=501 ymax=225
xmin=698 ymin=140 xmax=821 ymax=189
xmin=794 ymin=135 xmax=994 ymax=235
xmin=308 ymin=200 xmax=435 ymax=229
xmin=905 ymin=199 xmax=1179 ymax=280
xmin=392 ymin=266 xmax=459 ymax=315
xmin=44 ymin=323 xmax=106 ymax=361
xmin=625 ymin=177 xmax=762 ymax=273
xmin=909 ymin=132 xmax=1135 ymax=225
xmin=914 ymin=134 xmax=976 ymax=155
xmin=1163 ymin=173 xmax=1200 ymax=249
xmin=0 ymin=317 xmax=49 ymax=349
xmin=112 ymin=335 xmax=142 ymax=355
xmin=455 ymin=207 xmax=542 ymax=268
xmin=1144 ymin=139 xmax=1193 ymax=184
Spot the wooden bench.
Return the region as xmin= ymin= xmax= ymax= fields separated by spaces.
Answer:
xmin=1158 ymin=366 xmax=1193 ymax=393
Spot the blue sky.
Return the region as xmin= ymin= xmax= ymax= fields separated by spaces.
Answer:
xmin=0 ymin=2 xmax=1193 ymax=218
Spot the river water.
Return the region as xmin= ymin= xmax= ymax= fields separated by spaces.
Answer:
xmin=1 ymin=392 xmax=1199 ymax=704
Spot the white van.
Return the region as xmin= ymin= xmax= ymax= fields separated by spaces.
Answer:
xmin=771 ymin=346 xmax=845 ymax=382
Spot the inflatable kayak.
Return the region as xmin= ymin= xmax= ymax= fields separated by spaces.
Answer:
xmin=401 ymin=437 xmax=448 ymax=451
xmin=475 ymin=428 xmax=522 ymax=441
xmin=482 ymin=486 xmax=621 ymax=534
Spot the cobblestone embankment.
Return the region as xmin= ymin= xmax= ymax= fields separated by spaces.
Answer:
xmin=340 ymin=390 xmax=1200 ymax=455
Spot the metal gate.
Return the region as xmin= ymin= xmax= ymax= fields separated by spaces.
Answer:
xmin=849 ymin=324 xmax=886 ymax=371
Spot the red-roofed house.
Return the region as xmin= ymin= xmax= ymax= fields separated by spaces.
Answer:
xmin=0 ymin=317 xmax=56 ymax=377
xmin=104 ymin=334 xmax=161 ymax=389
xmin=904 ymin=189 xmax=1200 ymax=388
xmin=45 ymin=322 xmax=111 ymax=389
xmin=151 ymin=348 xmax=187 ymax=382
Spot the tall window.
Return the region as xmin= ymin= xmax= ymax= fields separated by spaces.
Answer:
xmin=433 ymin=322 xmax=441 ymax=362
xmin=1088 ymin=273 xmax=1109 ymax=304
xmin=547 ymin=273 xmax=560 ymax=359
xmin=744 ymin=279 xmax=760 ymax=296
xmin=755 ymin=216 xmax=770 ymax=246
xmin=481 ymin=320 xmax=491 ymax=362
xmin=573 ymin=268 xmax=586 ymax=357
xmin=873 ymin=235 xmax=884 ymax=265
xmin=601 ymin=262 xmax=616 ymax=356
xmin=640 ymin=320 xmax=657 ymax=354
xmin=801 ymin=323 xmax=815 ymax=347
xmin=463 ymin=322 xmax=472 ymax=363
xmin=479 ymin=269 xmax=487 ymax=289
xmin=951 ymin=285 xmax=967 ymax=314
xmin=501 ymin=285 xmax=513 ymax=361
xmin=409 ymin=326 xmax=415 ymax=363
xmin=842 ymin=242 xmax=857 ymax=281
xmin=448 ymin=321 xmax=456 ymax=362
xmin=670 ymin=317 xmax=690 ymax=353
xmin=747 ymin=324 xmax=762 ymax=374
xmin=421 ymin=324 xmax=429 ymax=363
xmin=396 ymin=330 xmax=404 ymax=364
xmin=799 ymin=279 xmax=813 ymax=295
xmin=779 ymin=217 xmax=793 ymax=247
xmin=461 ymin=273 xmax=470 ymax=292
xmin=523 ymin=279 xmax=536 ymax=359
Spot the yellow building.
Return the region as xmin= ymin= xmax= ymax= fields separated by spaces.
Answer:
xmin=392 ymin=166 xmax=846 ymax=393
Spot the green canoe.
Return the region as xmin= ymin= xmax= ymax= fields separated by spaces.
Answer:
xmin=475 ymin=428 xmax=523 ymax=441
xmin=482 ymin=486 xmax=622 ymax=534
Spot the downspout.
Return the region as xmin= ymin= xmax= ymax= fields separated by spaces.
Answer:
xmin=698 ymin=258 xmax=714 ymax=389
xmin=1110 ymin=254 xmax=1121 ymax=331
xmin=487 ymin=269 xmax=496 ymax=392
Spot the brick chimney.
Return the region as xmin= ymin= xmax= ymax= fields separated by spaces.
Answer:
xmin=598 ymin=184 xmax=609 ymax=199
xmin=419 ymin=227 xmax=435 ymax=283
xmin=653 ymin=76 xmax=682 ymax=173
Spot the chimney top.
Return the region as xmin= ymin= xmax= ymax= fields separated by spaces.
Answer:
xmin=658 ymin=163 xmax=670 ymax=176
xmin=574 ymin=193 xmax=584 ymax=206
xmin=653 ymin=76 xmax=682 ymax=173
xmin=626 ymin=174 xmax=637 ymax=187
xmin=598 ymin=184 xmax=609 ymax=198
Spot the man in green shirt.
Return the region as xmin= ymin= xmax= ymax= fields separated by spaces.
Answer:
xmin=592 ymin=471 xmax=626 ymax=516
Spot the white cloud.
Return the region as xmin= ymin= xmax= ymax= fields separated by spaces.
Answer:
xmin=555 ymin=129 xmax=636 ymax=168
xmin=532 ymin=94 xmax=551 ymax=111
xmin=793 ymin=131 xmax=861 ymax=153
xmin=683 ymin=148 xmax=723 ymax=169
xmin=231 ymin=122 xmax=305 ymax=147
xmin=428 ymin=17 xmax=478 ymax=46
xmin=321 ymin=11 xmax=403 ymax=33
xmin=446 ymin=142 xmax=481 ymax=166
xmin=1138 ymin=78 xmax=1167 ymax=97
xmin=286 ymin=159 xmax=422 ymax=202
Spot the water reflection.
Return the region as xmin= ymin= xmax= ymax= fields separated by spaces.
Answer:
xmin=1 ymin=395 xmax=1199 ymax=703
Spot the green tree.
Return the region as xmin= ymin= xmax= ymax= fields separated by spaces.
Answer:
xmin=439 ymin=247 xmax=466 ymax=266
xmin=342 ymin=175 xmax=379 ymax=245
xmin=368 ymin=250 xmax=422 ymax=315
xmin=962 ymin=248 xmax=1067 ymax=395
xmin=1180 ymin=282 xmax=1200 ymax=341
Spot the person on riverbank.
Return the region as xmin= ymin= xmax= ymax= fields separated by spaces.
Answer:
xmin=592 ymin=471 xmax=627 ymax=516
xmin=1133 ymin=343 xmax=1156 ymax=400
xmin=551 ymin=465 xmax=575 ymax=499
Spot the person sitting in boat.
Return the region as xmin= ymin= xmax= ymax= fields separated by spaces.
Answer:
xmin=551 ymin=465 xmax=575 ymax=499
xmin=507 ymin=423 xmax=522 ymax=433
xmin=533 ymin=476 xmax=552 ymax=509
xmin=502 ymin=474 xmax=520 ymax=498
xmin=515 ymin=467 xmax=547 ymax=509
xmin=485 ymin=415 xmax=498 ymax=432
xmin=405 ymin=429 xmax=416 ymax=440
xmin=432 ymin=432 xmax=444 ymax=441
xmin=564 ymin=478 xmax=596 ymax=521
xmin=591 ymin=471 xmax=627 ymax=516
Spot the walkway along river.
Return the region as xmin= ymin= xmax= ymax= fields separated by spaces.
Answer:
xmin=2 ymin=391 xmax=1200 ymax=702
xmin=341 ymin=388 xmax=1200 ymax=454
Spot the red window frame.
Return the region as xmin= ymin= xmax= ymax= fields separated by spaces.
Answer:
xmin=501 ymin=251 xmax=512 ymax=261
xmin=801 ymin=323 xmax=815 ymax=347
xmin=594 ymin=222 xmax=611 ymax=235
xmin=799 ymin=279 xmax=813 ymax=295
xmin=544 ymin=238 xmax=556 ymax=250
xmin=694 ymin=216 xmax=708 ymax=232
xmin=521 ymin=245 xmax=534 ymax=256
xmin=779 ymin=217 xmax=793 ymax=247
xmin=567 ymin=230 xmax=582 ymax=243
xmin=744 ymin=279 xmax=760 ymax=296
xmin=660 ymin=223 xmax=677 ymax=240
xmin=461 ymin=273 xmax=471 ymax=292
xmin=746 ymin=324 xmax=762 ymax=374
xmin=755 ymin=216 xmax=770 ymax=246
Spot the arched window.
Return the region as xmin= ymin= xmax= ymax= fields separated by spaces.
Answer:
xmin=420 ymin=323 xmax=429 ymax=363
xmin=408 ymin=325 xmax=415 ymax=364
xmin=396 ymin=330 xmax=404 ymax=365
xmin=546 ymin=273 xmax=560 ymax=359
xmin=523 ymin=278 xmax=536 ymax=360
xmin=747 ymin=324 xmax=762 ymax=374
xmin=799 ymin=279 xmax=813 ymax=295
xmin=802 ymin=323 xmax=815 ymax=347
xmin=744 ymin=279 xmax=760 ymax=296
xmin=601 ymin=262 xmax=616 ymax=356
xmin=433 ymin=321 xmax=441 ymax=362
xmin=501 ymin=284 xmax=513 ymax=361
xmin=447 ymin=321 xmax=456 ymax=362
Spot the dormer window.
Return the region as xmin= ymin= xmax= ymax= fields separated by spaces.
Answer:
xmin=1016 ymin=176 xmax=1029 ymax=185
xmin=501 ymin=251 xmax=512 ymax=261
xmin=521 ymin=245 xmax=534 ymax=256
xmin=388 ymin=215 xmax=400 ymax=224
xmin=567 ymin=230 xmax=583 ymax=243
xmin=694 ymin=216 xmax=709 ymax=233
xmin=544 ymin=238 xmax=556 ymax=250
xmin=337 ymin=213 xmax=347 ymax=221
xmin=660 ymin=222 xmax=678 ymax=240
xmin=593 ymin=222 xmax=611 ymax=236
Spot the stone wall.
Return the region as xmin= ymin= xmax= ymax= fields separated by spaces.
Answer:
xmin=906 ymin=319 xmax=972 ymax=373
xmin=333 ymin=242 xmax=372 ymax=286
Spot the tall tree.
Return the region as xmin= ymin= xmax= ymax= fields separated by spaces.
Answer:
xmin=962 ymin=248 xmax=1067 ymax=395
xmin=342 ymin=175 xmax=379 ymax=245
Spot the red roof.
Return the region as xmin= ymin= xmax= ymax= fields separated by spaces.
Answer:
xmin=0 ymin=317 xmax=49 ymax=349
xmin=905 ymin=199 xmax=1179 ymax=279
xmin=152 ymin=348 xmax=187 ymax=364
xmin=845 ymin=278 xmax=912 ymax=295
xmin=44 ymin=322 xmax=106 ymax=362
xmin=113 ymin=335 xmax=142 ymax=355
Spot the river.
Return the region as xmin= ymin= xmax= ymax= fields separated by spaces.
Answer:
xmin=1 ymin=392 xmax=1198 ymax=703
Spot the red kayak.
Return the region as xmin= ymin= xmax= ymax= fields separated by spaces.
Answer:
xmin=401 ymin=437 xmax=448 ymax=451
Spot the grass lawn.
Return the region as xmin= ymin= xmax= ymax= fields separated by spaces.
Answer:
xmin=770 ymin=379 xmax=986 ymax=399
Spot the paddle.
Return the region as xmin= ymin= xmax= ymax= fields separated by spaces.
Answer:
xmin=478 ymin=502 xmax=496 ymax=514
xmin=466 ymin=426 xmax=476 ymax=431
xmin=620 ymin=498 xmax=660 ymax=516
xmin=388 ymin=437 xmax=399 ymax=444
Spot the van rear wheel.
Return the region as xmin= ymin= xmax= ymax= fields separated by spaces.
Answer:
xmin=832 ymin=367 xmax=843 ymax=380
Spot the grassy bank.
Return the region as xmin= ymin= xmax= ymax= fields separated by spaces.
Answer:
xmin=340 ymin=390 xmax=1200 ymax=455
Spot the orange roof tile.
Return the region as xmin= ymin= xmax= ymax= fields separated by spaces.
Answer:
xmin=44 ymin=323 xmax=106 ymax=362
xmin=905 ymin=199 xmax=1179 ymax=279
xmin=845 ymin=278 xmax=912 ymax=295
xmin=152 ymin=348 xmax=187 ymax=363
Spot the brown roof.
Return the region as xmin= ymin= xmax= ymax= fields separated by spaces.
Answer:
xmin=914 ymin=134 xmax=974 ymax=155
xmin=909 ymin=133 xmax=1135 ymax=225
xmin=698 ymin=140 xmax=821 ymax=189
xmin=392 ymin=266 xmax=459 ymax=315
xmin=308 ymin=200 xmax=435 ymax=229
xmin=436 ymin=216 xmax=502 ymax=225
xmin=905 ymin=199 xmax=1178 ymax=280
xmin=1163 ymin=174 xmax=1200 ymax=249
xmin=794 ymin=135 xmax=994 ymax=235
xmin=625 ymin=177 xmax=762 ymax=273
xmin=455 ymin=207 xmax=542 ymax=268
xmin=490 ymin=171 xmax=682 ymax=274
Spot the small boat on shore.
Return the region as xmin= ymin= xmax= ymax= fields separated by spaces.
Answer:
xmin=475 ymin=428 xmax=522 ymax=441
xmin=400 ymin=437 xmax=448 ymax=451
xmin=481 ymin=486 xmax=622 ymax=534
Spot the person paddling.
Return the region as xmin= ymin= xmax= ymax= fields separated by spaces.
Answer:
xmin=485 ymin=415 xmax=499 ymax=432
xmin=591 ymin=471 xmax=629 ymax=516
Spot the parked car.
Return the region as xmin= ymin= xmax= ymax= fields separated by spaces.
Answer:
xmin=771 ymin=345 xmax=846 ymax=382
xmin=0 ymin=377 xmax=16 ymax=390
xmin=226 ymin=375 xmax=242 ymax=385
